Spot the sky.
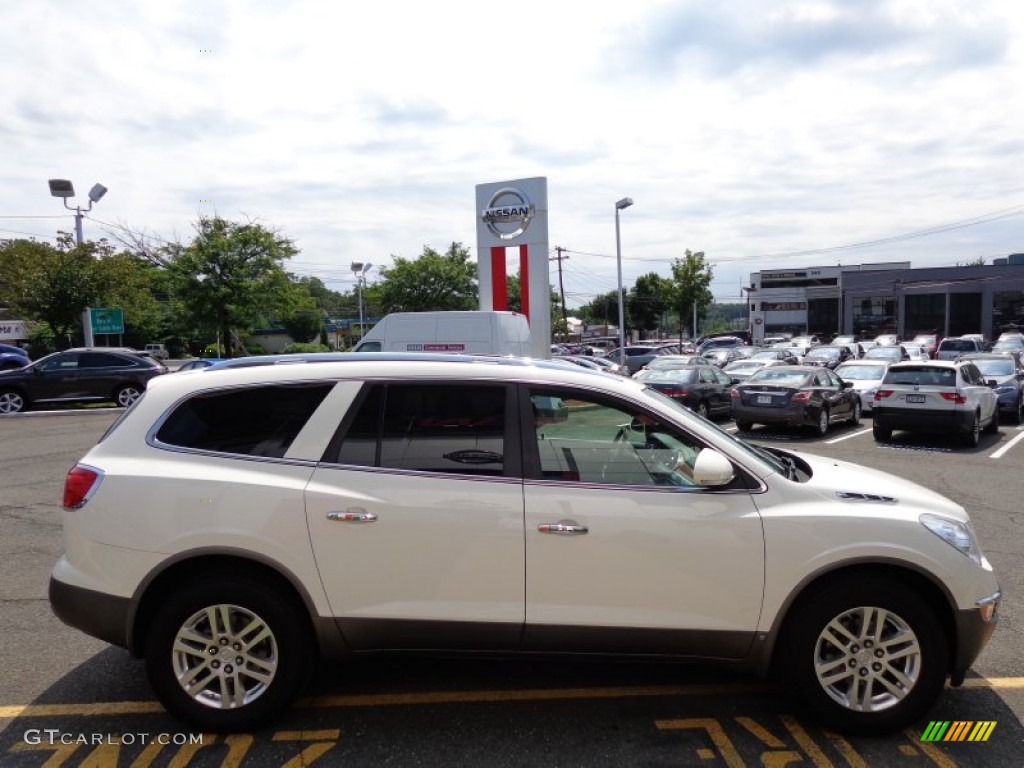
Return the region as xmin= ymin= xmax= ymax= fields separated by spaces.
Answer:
xmin=3 ymin=0 xmax=1023 ymax=307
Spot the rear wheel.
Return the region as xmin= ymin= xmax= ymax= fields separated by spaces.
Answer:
xmin=872 ymin=423 xmax=892 ymax=442
xmin=1016 ymin=396 xmax=1024 ymax=425
xmin=735 ymin=421 xmax=753 ymax=432
xmin=963 ymin=413 xmax=980 ymax=447
xmin=814 ymin=408 xmax=830 ymax=436
xmin=780 ymin=577 xmax=948 ymax=735
xmin=0 ymin=389 xmax=27 ymax=414
xmin=983 ymin=407 xmax=999 ymax=435
xmin=145 ymin=576 xmax=312 ymax=732
xmin=114 ymin=384 xmax=143 ymax=408
xmin=696 ymin=401 xmax=709 ymax=419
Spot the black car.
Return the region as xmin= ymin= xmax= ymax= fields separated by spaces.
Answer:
xmin=633 ymin=364 xmax=734 ymax=419
xmin=801 ymin=345 xmax=854 ymax=370
xmin=0 ymin=348 xmax=166 ymax=414
xmin=730 ymin=365 xmax=861 ymax=435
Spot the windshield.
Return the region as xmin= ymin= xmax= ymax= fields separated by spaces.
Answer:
xmin=745 ymin=369 xmax=809 ymax=387
xmin=835 ymin=363 xmax=887 ymax=380
xmin=642 ymin=386 xmax=788 ymax=476
xmin=806 ymin=348 xmax=839 ymax=360
xmin=635 ymin=369 xmax=696 ymax=383
xmin=972 ymin=359 xmax=1013 ymax=376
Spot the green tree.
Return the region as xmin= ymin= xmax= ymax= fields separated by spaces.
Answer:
xmin=280 ymin=307 xmax=324 ymax=344
xmin=376 ymin=242 xmax=477 ymax=312
xmin=576 ymin=290 xmax=621 ymax=330
xmin=165 ymin=216 xmax=298 ymax=357
xmin=1 ymin=237 xmax=101 ymax=347
xmin=92 ymin=252 xmax=164 ymax=347
xmin=669 ymin=250 xmax=714 ymax=340
xmin=629 ymin=273 xmax=673 ymax=333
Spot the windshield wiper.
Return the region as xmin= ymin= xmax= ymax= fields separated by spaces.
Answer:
xmin=754 ymin=445 xmax=798 ymax=480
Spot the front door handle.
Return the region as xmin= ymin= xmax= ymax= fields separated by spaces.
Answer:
xmin=327 ymin=509 xmax=378 ymax=523
xmin=538 ymin=520 xmax=588 ymax=535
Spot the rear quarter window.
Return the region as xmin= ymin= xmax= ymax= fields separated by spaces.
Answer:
xmin=154 ymin=383 xmax=333 ymax=457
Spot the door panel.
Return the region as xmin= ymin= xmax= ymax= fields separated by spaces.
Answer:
xmin=521 ymin=386 xmax=764 ymax=658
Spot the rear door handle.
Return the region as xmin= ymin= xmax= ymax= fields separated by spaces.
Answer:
xmin=327 ymin=509 xmax=378 ymax=523
xmin=538 ymin=520 xmax=588 ymax=535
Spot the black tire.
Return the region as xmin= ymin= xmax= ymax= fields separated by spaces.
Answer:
xmin=145 ymin=576 xmax=312 ymax=732
xmin=696 ymin=401 xmax=709 ymax=419
xmin=849 ymin=400 xmax=861 ymax=427
xmin=0 ymin=389 xmax=28 ymax=414
xmin=735 ymin=421 xmax=753 ymax=432
xmin=872 ymin=423 xmax=892 ymax=442
xmin=1015 ymin=396 xmax=1024 ymax=425
xmin=983 ymin=407 xmax=999 ymax=435
xmin=814 ymin=407 xmax=829 ymax=437
xmin=780 ymin=576 xmax=948 ymax=735
xmin=114 ymin=384 xmax=143 ymax=408
xmin=963 ymin=413 xmax=980 ymax=448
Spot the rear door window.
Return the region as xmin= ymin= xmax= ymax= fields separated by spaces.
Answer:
xmin=332 ymin=383 xmax=511 ymax=477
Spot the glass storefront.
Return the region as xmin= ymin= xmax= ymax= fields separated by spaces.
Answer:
xmin=904 ymin=294 xmax=944 ymax=337
xmin=993 ymin=290 xmax=1024 ymax=335
xmin=852 ymin=297 xmax=896 ymax=338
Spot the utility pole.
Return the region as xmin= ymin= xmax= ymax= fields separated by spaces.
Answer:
xmin=552 ymin=246 xmax=569 ymax=338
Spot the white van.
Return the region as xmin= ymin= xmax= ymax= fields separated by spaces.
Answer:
xmin=353 ymin=311 xmax=532 ymax=356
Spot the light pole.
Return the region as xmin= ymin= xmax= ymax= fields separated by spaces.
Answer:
xmin=351 ymin=261 xmax=373 ymax=343
xmin=48 ymin=179 xmax=107 ymax=245
xmin=614 ymin=197 xmax=633 ymax=361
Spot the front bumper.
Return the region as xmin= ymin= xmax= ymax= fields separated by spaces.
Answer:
xmin=950 ymin=591 xmax=1001 ymax=685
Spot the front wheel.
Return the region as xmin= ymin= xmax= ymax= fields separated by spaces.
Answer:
xmin=145 ymin=576 xmax=312 ymax=732
xmin=735 ymin=421 xmax=753 ymax=432
xmin=696 ymin=401 xmax=709 ymax=419
xmin=780 ymin=577 xmax=948 ymax=735
xmin=849 ymin=400 xmax=862 ymax=427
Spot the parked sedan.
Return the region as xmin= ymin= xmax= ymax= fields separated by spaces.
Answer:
xmin=801 ymin=345 xmax=854 ymax=370
xmin=749 ymin=348 xmax=800 ymax=365
xmin=834 ymin=360 xmax=890 ymax=414
xmin=863 ymin=345 xmax=910 ymax=363
xmin=633 ymin=364 xmax=734 ymax=419
xmin=961 ymin=353 xmax=1024 ymax=424
xmin=730 ymin=365 xmax=862 ymax=435
xmin=0 ymin=348 xmax=166 ymax=413
xmin=723 ymin=358 xmax=788 ymax=384
xmin=642 ymin=354 xmax=714 ymax=371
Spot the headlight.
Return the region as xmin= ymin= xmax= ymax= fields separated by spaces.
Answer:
xmin=920 ymin=513 xmax=983 ymax=565
xmin=993 ymin=385 xmax=1013 ymax=395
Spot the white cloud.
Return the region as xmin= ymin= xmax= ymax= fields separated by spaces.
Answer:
xmin=3 ymin=0 xmax=1023 ymax=302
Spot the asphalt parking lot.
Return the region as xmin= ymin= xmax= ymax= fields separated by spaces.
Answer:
xmin=0 ymin=408 xmax=1021 ymax=767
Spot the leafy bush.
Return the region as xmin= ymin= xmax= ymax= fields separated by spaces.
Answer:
xmin=281 ymin=342 xmax=331 ymax=354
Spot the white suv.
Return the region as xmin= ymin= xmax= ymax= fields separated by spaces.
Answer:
xmin=50 ymin=355 xmax=1000 ymax=734
xmin=872 ymin=360 xmax=999 ymax=446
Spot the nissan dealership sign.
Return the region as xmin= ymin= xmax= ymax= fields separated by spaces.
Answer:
xmin=481 ymin=186 xmax=535 ymax=241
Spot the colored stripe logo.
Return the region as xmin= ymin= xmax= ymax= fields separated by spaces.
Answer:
xmin=921 ymin=721 xmax=996 ymax=742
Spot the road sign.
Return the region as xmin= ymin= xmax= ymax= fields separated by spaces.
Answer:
xmin=90 ymin=308 xmax=124 ymax=335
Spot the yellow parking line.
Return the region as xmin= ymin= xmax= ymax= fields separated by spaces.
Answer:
xmin=1 ymin=677 xmax=1020 ymax=719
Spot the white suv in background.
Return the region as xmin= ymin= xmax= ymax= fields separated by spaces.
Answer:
xmin=50 ymin=355 xmax=1000 ymax=734
xmin=872 ymin=360 xmax=999 ymax=446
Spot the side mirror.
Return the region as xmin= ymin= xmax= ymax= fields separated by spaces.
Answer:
xmin=692 ymin=449 xmax=735 ymax=487
xmin=987 ymin=379 xmax=998 ymax=388
xmin=842 ymin=381 xmax=854 ymax=389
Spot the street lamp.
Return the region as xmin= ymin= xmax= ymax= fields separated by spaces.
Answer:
xmin=48 ymin=179 xmax=108 ymax=245
xmin=614 ymin=197 xmax=634 ymax=361
xmin=351 ymin=261 xmax=373 ymax=343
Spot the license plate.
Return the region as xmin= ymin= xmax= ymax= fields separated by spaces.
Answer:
xmin=905 ymin=394 xmax=926 ymax=403
xmin=757 ymin=395 xmax=773 ymax=404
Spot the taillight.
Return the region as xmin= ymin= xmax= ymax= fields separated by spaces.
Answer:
xmin=730 ymin=388 xmax=740 ymax=398
xmin=63 ymin=465 xmax=102 ymax=509
xmin=662 ymin=388 xmax=689 ymax=397
xmin=940 ymin=391 xmax=968 ymax=404
xmin=874 ymin=389 xmax=894 ymax=401
xmin=791 ymin=390 xmax=812 ymax=403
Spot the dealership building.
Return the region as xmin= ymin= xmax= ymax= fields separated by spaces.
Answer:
xmin=747 ymin=255 xmax=1024 ymax=342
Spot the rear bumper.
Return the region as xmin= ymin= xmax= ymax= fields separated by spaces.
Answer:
xmin=872 ymin=407 xmax=973 ymax=432
xmin=50 ymin=576 xmax=131 ymax=650
xmin=731 ymin=403 xmax=815 ymax=427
